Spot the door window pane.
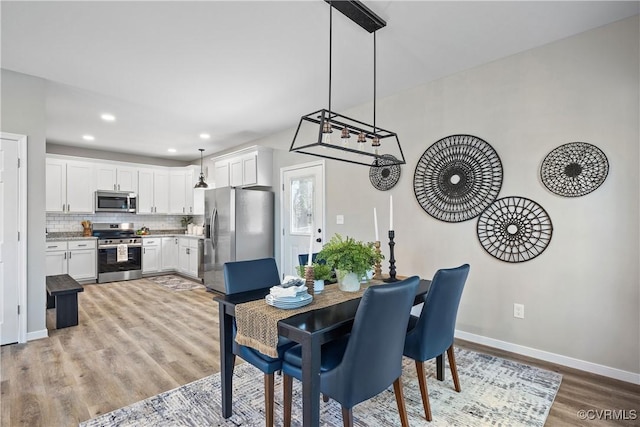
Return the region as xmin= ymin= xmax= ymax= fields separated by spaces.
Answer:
xmin=290 ymin=176 xmax=314 ymax=234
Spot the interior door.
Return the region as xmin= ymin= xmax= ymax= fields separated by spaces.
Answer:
xmin=0 ymin=136 xmax=20 ymax=344
xmin=281 ymin=161 xmax=325 ymax=278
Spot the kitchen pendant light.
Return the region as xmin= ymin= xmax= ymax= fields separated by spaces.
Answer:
xmin=289 ymin=0 xmax=405 ymax=167
xmin=194 ymin=148 xmax=209 ymax=188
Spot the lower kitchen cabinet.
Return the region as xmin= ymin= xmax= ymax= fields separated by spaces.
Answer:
xmin=178 ymin=238 xmax=201 ymax=279
xmin=142 ymin=236 xmax=202 ymax=279
xmin=142 ymin=238 xmax=161 ymax=274
xmin=46 ymin=240 xmax=97 ymax=281
xmin=161 ymin=237 xmax=178 ymax=271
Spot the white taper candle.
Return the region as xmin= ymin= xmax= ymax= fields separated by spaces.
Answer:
xmin=389 ymin=195 xmax=393 ymax=230
xmin=374 ymin=208 xmax=379 ymax=241
xmin=308 ymin=223 xmax=314 ymax=266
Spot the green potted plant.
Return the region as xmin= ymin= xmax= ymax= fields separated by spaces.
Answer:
xmin=317 ymin=234 xmax=383 ymax=292
xmin=297 ymin=262 xmax=333 ymax=282
xmin=297 ymin=262 xmax=334 ymax=293
xmin=181 ymin=216 xmax=194 ymax=231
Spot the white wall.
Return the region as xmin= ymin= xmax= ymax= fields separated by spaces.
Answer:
xmin=256 ymin=16 xmax=640 ymax=377
xmin=1 ymin=69 xmax=48 ymax=337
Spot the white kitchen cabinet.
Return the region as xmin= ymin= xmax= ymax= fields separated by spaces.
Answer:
xmin=193 ymin=188 xmax=205 ymax=215
xmin=96 ymin=164 xmax=138 ymax=192
xmin=142 ymin=238 xmax=161 ymax=273
xmin=212 ymin=146 xmax=272 ymax=188
xmin=229 ymin=157 xmax=243 ymax=187
xmin=169 ymin=170 xmax=187 ymax=214
xmin=46 ymin=158 xmax=94 ymax=213
xmin=138 ymin=168 xmax=170 ymax=214
xmin=178 ymin=237 xmax=201 ymax=279
xmin=185 ymin=167 xmax=196 ymax=214
xmin=170 ymin=166 xmax=199 ymax=214
xmin=46 ymin=240 xmax=96 ymax=281
xmin=46 ymin=242 xmax=68 ymax=276
xmin=214 ymin=161 xmax=230 ymax=188
xmin=161 ymin=237 xmax=178 ymax=271
xmin=68 ymin=240 xmax=97 ymax=281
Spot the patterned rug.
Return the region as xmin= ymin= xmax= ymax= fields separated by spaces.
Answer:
xmin=145 ymin=275 xmax=204 ymax=292
xmin=80 ymin=348 xmax=561 ymax=427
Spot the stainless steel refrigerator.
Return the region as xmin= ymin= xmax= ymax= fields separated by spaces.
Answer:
xmin=203 ymin=187 xmax=274 ymax=293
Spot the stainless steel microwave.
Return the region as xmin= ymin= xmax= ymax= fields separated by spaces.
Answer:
xmin=95 ymin=191 xmax=137 ymax=213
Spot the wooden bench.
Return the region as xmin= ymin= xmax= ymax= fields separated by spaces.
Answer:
xmin=46 ymin=274 xmax=84 ymax=329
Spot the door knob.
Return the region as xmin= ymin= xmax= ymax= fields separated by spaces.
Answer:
xmin=316 ymin=238 xmax=322 ymax=243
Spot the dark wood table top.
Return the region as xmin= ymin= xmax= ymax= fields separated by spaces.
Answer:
xmin=215 ymin=278 xmax=431 ymax=332
xmin=46 ymin=274 xmax=84 ymax=295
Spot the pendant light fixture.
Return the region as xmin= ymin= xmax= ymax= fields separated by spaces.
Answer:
xmin=194 ymin=148 xmax=209 ymax=188
xmin=289 ymin=0 xmax=405 ymax=167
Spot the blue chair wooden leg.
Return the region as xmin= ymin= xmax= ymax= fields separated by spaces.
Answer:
xmin=265 ymin=373 xmax=274 ymax=427
xmin=415 ymin=360 xmax=432 ymax=421
xmin=341 ymin=407 xmax=353 ymax=427
xmin=283 ymin=374 xmax=293 ymax=427
xmin=393 ymin=377 xmax=410 ymax=427
xmin=447 ymin=345 xmax=461 ymax=392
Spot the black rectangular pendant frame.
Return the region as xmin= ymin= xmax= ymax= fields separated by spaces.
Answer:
xmin=325 ymin=0 xmax=386 ymax=33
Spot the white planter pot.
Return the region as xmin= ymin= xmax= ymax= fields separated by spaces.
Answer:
xmin=313 ymin=279 xmax=324 ymax=294
xmin=336 ymin=270 xmax=361 ymax=292
xmin=361 ymin=269 xmax=374 ymax=283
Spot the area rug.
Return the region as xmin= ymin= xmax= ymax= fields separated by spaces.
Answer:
xmin=145 ymin=275 xmax=205 ymax=292
xmin=80 ymin=348 xmax=561 ymax=427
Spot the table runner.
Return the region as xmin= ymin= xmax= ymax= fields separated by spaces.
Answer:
xmin=235 ymin=281 xmax=383 ymax=358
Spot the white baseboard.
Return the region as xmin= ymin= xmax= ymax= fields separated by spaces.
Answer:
xmin=455 ymin=330 xmax=640 ymax=385
xmin=26 ymin=329 xmax=48 ymax=341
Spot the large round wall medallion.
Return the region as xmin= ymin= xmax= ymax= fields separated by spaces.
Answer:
xmin=476 ymin=196 xmax=553 ymax=263
xmin=369 ymin=154 xmax=401 ymax=191
xmin=540 ymin=142 xmax=609 ymax=197
xmin=413 ymin=134 xmax=503 ymax=222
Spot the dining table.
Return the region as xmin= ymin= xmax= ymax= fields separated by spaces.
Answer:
xmin=214 ymin=278 xmax=443 ymax=427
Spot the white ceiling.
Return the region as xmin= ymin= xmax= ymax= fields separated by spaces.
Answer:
xmin=2 ymin=1 xmax=638 ymax=162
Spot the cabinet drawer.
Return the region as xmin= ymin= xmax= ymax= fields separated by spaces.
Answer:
xmin=143 ymin=238 xmax=160 ymax=246
xmin=68 ymin=240 xmax=96 ymax=250
xmin=46 ymin=242 xmax=68 ymax=251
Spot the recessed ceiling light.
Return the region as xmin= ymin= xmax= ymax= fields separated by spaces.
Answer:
xmin=199 ymin=133 xmax=211 ymax=139
xmin=101 ymin=113 xmax=116 ymax=122
xmin=82 ymin=135 xmax=95 ymax=141
xmin=167 ymin=148 xmax=177 ymax=153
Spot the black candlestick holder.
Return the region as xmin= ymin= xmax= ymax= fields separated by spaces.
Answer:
xmin=384 ymin=230 xmax=398 ymax=283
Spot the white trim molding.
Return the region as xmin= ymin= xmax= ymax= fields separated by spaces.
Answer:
xmin=455 ymin=330 xmax=640 ymax=385
xmin=26 ymin=329 xmax=48 ymax=341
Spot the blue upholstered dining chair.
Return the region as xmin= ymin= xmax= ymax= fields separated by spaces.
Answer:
xmin=223 ymin=257 xmax=293 ymax=427
xmin=282 ymin=276 xmax=421 ymax=427
xmin=403 ymin=264 xmax=470 ymax=421
xmin=297 ymin=253 xmax=319 ymax=266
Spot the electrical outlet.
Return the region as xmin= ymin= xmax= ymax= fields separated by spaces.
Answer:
xmin=513 ymin=303 xmax=525 ymax=319
xmin=336 ymin=215 xmax=344 ymax=225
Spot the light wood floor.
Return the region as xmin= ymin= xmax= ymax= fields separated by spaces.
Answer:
xmin=1 ymin=278 xmax=638 ymax=426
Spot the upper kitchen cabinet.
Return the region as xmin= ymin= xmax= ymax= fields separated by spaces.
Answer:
xmin=46 ymin=158 xmax=94 ymax=213
xmin=169 ymin=166 xmax=198 ymax=215
xmin=138 ymin=168 xmax=170 ymax=214
xmin=212 ymin=146 xmax=272 ymax=188
xmin=96 ymin=164 xmax=138 ymax=192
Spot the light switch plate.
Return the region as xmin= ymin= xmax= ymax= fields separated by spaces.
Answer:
xmin=336 ymin=215 xmax=344 ymax=225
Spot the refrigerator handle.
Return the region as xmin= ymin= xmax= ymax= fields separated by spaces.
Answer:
xmin=210 ymin=207 xmax=218 ymax=248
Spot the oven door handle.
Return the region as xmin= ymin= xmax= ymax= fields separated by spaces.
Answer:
xmin=98 ymin=243 xmax=142 ymax=249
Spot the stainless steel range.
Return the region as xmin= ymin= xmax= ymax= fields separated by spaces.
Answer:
xmin=93 ymin=223 xmax=142 ymax=283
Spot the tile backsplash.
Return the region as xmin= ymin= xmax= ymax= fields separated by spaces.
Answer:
xmin=46 ymin=213 xmax=205 ymax=233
